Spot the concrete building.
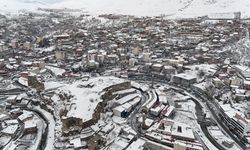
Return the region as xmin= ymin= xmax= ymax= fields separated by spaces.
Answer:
xmin=18 ymin=111 xmax=33 ymax=122
xmin=23 ymin=41 xmax=33 ymax=50
xmin=162 ymin=66 xmax=176 ymax=75
xmin=172 ymin=74 xmax=197 ymax=87
xmin=244 ymin=80 xmax=250 ymax=91
xmin=152 ymin=64 xmax=163 ymax=72
xmin=1 ymin=125 xmax=18 ymax=136
xmin=97 ymin=54 xmax=105 ymax=64
xmin=11 ymin=39 xmax=18 ymax=49
xmin=55 ymin=50 xmax=66 ymax=61
xmin=54 ymin=34 xmax=70 ymax=41
xmin=113 ymin=97 xmax=141 ymax=118
xmin=141 ymin=52 xmax=151 ymax=62
xmin=219 ymin=104 xmax=250 ymax=140
xmin=132 ymin=47 xmax=142 ymax=56
xmin=24 ymin=121 xmax=37 ymax=134
xmin=129 ymin=58 xmax=137 ymax=66
xmin=161 ymin=105 xmax=175 ymax=118
xmin=127 ymin=139 xmax=145 ymax=150
xmin=70 ymin=138 xmax=87 ymax=150
xmin=113 ymin=105 xmax=129 ymax=118
xmin=0 ymin=114 xmax=9 ymax=122
xmin=107 ymin=54 xmax=119 ymax=64
xmin=87 ymin=49 xmax=98 ymax=61
xmin=150 ymin=104 xmax=165 ymax=116
xmin=114 ymin=93 xmax=140 ymax=105
xmin=145 ymin=119 xmax=203 ymax=150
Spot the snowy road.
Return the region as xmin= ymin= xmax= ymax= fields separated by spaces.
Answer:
xmin=128 ymin=76 xmax=231 ymax=150
xmin=33 ymin=106 xmax=55 ymax=150
xmin=128 ymin=89 xmax=148 ymax=136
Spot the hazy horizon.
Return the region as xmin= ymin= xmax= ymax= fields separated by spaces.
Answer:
xmin=17 ymin=0 xmax=63 ymax=4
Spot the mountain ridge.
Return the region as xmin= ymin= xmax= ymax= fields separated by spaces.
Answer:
xmin=0 ymin=0 xmax=250 ymax=18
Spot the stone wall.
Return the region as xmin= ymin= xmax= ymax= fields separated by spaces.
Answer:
xmin=61 ymin=81 xmax=131 ymax=135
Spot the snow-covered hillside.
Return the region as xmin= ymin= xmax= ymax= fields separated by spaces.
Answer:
xmin=0 ymin=0 xmax=47 ymax=14
xmin=50 ymin=0 xmax=250 ymax=18
xmin=1 ymin=0 xmax=250 ymax=18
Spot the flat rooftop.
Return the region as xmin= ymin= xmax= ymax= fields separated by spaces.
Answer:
xmin=174 ymin=73 xmax=196 ymax=80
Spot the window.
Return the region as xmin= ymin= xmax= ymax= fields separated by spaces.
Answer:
xmin=177 ymin=126 xmax=182 ymax=133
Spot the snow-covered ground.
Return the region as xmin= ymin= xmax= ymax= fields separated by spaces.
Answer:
xmin=46 ymin=76 xmax=126 ymax=122
xmin=0 ymin=0 xmax=47 ymax=14
xmin=1 ymin=0 xmax=250 ymax=18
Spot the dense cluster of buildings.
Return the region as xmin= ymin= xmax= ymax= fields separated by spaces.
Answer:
xmin=0 ymin=9 xmax=250 ymax=150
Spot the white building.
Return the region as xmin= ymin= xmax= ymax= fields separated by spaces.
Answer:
xmin=1 ymin=125 xmax=18 ymax=136
xmin=113 ymin=105 xmax=125 ymax=117
xmin=87 ymin=49 xmax=98 ymax=61
xmin=70 ymin=138 xmax=86 ymax=149
xmin=219 ymin=104 xmax=250 ymax=138
xmin=115 ymin=93 xmax=140 ymax=105
xmin=0 ymin=114 xmax=9 ymax=121
xmin=23 ymin=41 xmax=33 ymax=50
xmin=97 ymin=54 xmax=105 ymax=64
xmin=152 ymin=64 xmax=163 ymax=72
xmin=24 ymin=121 xmax=37 ymax=134
xmin=127 ymin=139 xmax=145 ymax=150
xmin=18 ymin=111 xmax=33 ymax=122
xmin=129 ymin=58 xmax=137 ymax=66
xmin=145 ymin=119 xmax=202 ymax=150
xmin=150 ymin=105 xmax=165 ymax=116
xmin=109 ymin=137 xmax=130 ymax=150
xmin=162 ymin=65 xmax=176 ymax=75
xmin=113 ymin=103 xmax=132 ymax=118
xmin=11 ymin=39 xmax=18 ymax=48
xmin=162 ymin=106 xmax=175 ymax=118
xmin=141 ymin=52 xmax=151 ymax=62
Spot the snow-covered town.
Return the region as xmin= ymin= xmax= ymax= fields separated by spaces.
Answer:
xmin=1 ymin=0 xmax=250 ymax=150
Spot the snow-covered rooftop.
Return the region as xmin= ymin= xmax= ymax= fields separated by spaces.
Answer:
xmin=46 ymin=66 xmax=65 ymax=76
xmin=1 ymin=125 xmax=18 ymax=135
xmin=174 ymin=73 xmax=197 ymax=81
xmin=127 ymin=139 xmax=145 ymax=150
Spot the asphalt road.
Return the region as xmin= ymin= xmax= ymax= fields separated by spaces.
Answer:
xmin=193 ymin=91 xmax=246 ymax=149
xmin=127 ymin=89 xmax=148 ymax=136
xmin=2 ymin=118 xmax=24 ymax=149
xmin=128 ymin=76 xmax=229 ymax=150
xmin=25 ymin=108 xmax=49 ymax=150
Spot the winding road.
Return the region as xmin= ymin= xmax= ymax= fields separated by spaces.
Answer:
xmin=127 ymin=76 xmax=233 ymax=150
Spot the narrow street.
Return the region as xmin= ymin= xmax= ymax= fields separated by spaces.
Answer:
xmin=25 ymin=108 xmax=48 ymax=150
xmin=128 ymin=89 xmax=148 ymax=136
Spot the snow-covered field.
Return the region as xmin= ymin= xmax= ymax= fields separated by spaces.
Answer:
xmin=46 ymin=76 xmax=126 ymax=122
xmin=0 ymin=0 xmax=48 ymax=14
xmin=1 ymin=0 xmax=250 ymax=18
